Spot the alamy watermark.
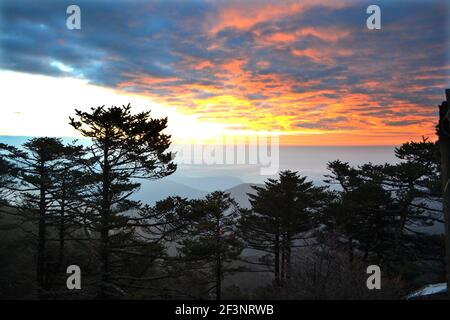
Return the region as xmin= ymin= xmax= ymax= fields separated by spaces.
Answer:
xmin=170 ymin=134 xmax=280 ymax=175
xmin=66 ymin=4 xmax=381 ymax=31
xmin=66 ymin=5 xmax=81 ymax=30
xmin=66 ymin=265 xmax=81 ymax=290
xmin=366 ymin=265 xmax=381 ymax=290
xmin=366 ymin=5 xmax=381 ymax=30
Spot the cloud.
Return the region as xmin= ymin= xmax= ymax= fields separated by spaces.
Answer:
xmin=384 ymin=120 xmax=423 ymax=127
xmin=0 ymin=0 xmax=448 ymax=144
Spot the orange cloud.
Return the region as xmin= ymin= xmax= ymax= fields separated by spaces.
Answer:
xmin=291 ymin=48 xmax=322 ymax=63
xmin=193 ymin=60 xmax=214 ymax=70
xmin=117 ymin=57 xmax=438 ymax=146
xmin=262 ymin=27 xmax=350 ymax=46
xmin=208 ymin=2 xmax=303 ymax=34
xmin=207 ymin=0 xmax=351 ymax=34
xmin=114 ymin=1 xmax=444 ymax=146
xmin=117 ymin=73 xmax=181 ymax=88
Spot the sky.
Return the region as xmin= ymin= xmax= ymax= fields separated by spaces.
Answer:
xmin=0 ymin=0 xmax=449 ymax=146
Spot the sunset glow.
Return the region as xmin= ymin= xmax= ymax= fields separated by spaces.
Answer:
xmin=0 ymin=0 xmax=448 ymax=145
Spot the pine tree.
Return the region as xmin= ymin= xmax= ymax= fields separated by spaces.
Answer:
xmin=322 ymin=138 xmax=443 ymax=274
xmin=0 ymin=144 xmax=16 ymax=206
xmin=48 ymin=143 xmax=88 ymax=277
xmin=69 ymin=104 xmax=176 ymax=298
xmin=239 ymin=170 xmax=327 ymax=286
xmin=323 ymin=162 xmax=397 ymax=264
xmin=178 ymin=192 xmax=243 ymax=300
xmin=0 ymin=137 xmax=83 ymax=297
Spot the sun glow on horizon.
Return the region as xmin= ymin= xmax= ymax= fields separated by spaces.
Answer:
xmin=0 ymin=70 xmax=335 ymax=146
xmin=0 ymin=70 xmax=237 ymax=144
xmin=0 ymin=70 xmax=438 ymax=146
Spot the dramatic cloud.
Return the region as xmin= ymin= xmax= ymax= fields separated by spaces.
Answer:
xmin=0 ymin=0 xmax=448 ymax=145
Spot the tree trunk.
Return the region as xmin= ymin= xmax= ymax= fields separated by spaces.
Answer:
xmin=348 ymin=237 xmax=354 ymax=265
xmin=57 ymin=197 xmax=66 ymax=272
xmin=36 ymin=164 xmax=47 ymax=299
xmin=281 ymin=235 xmax=285 ymax=284
xmin=216 ymin=254 xmax=222 ymax=300
xmin=99 ymin=140 xmax=111 ymax=299
xmin=215 ymin=216 xmax=222 ymax=300
xmin=274 ymin=228 xmax=281 ymax=286
xmin=286 ymin=234 xmax=291 ymax=281
xmin=438 ymin=89 xmax=450 ymax=297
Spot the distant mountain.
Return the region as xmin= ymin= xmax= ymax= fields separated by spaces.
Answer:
xmin=131 ymin=178 xmax=207 ymax=205
xmin=132 ymin=179 xmax=262 ymax=208
xmin=225 ymin=183 xmax=263 ymax=209
xmin=168 ymin=174 xmax=244 ymax=192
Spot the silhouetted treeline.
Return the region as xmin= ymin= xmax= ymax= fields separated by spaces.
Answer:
xmin=0 ymin=105 xmax=445 ymax=300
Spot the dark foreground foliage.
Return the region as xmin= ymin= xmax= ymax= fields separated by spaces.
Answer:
xmin=0 ymin=105 xmax=445 ymax=299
